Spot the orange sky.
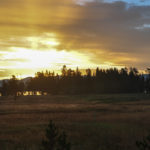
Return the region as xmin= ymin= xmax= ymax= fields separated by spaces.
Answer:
xmin=0 ymin=0 xmax=150 ymax=78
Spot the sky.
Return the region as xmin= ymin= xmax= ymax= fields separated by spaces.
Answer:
xmin=0 ymin=0 xmax=150 ymax=78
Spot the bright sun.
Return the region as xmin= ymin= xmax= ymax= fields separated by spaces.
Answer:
xmin=7 ymin=47 xmax=91 ymax=70
xmin=0 ymin=33 xmax=123 ymax=79
xmin=0 ymin=33 xmax=95 ymax=71
xmin=0 ymin=33 xmax=122 ymax=79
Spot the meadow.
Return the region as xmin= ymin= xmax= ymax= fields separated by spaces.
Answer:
xmin=1 ymin=94 xmax=150 ymax=150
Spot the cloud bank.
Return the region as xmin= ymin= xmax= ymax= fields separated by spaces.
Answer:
xmin=0 ymin=0 xmax=150 ymax=77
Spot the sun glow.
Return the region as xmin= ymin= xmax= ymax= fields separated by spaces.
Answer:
xmin=0 ymin=32 xmax=123 ymax=78
xmin=5 ymin=47 xmax=92 ymax=70
xmin=0 ymin=32 xmax=101 ymax=78
xmin=0 ymin=33 xmax=96 ymax=71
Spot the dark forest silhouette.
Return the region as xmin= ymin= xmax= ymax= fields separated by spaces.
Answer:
xmin=1 ymin=65 xmax=150 ymax=97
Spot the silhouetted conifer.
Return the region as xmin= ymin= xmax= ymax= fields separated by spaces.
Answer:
xmin=1 ymin=66 xmax=150 ymax=96
xmin=136 ymin=135 xmax=150 ymax=150
xmin=41 ymin=121 xmax=71 ymax=150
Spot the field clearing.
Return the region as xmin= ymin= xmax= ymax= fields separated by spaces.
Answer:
xmin=1 ymin=94 xmax=150 ymax=150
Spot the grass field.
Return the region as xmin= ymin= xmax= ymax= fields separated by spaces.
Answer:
xmin=1 ymin=94 xmax=150 ymax=150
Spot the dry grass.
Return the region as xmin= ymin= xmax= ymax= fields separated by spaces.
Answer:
xmin=0 ymin=94 xmax=150 ymax=150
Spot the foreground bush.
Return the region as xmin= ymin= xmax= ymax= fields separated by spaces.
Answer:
xmin=41 ymin=121 xmax=71 ymax=150
xmin=136 ymin=135 xmax=150 ymax=150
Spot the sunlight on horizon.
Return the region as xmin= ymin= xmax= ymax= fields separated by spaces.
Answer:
xmin=1 ymin=46 xmax=123 ymax=79
xmin=6 ymin=47 xmax=93 ymax=69
xmin=0 ymin=32 xmax=125 ymax=79
xmin=2 ymin=33 xmax=119 ymax=72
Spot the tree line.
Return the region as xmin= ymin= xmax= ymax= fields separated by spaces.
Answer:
xmin=1 ymin=66 xmax=150 ymax=96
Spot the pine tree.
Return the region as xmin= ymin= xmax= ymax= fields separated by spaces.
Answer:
xmin=41 ymin=121 xmax=71 ymax=150
xmin=41 ymin=121 xmax=58 ymax=150
xmin=136 ymin=135 xmax=150 ymax=150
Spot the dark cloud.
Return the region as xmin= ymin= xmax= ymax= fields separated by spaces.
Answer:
xmin=49 ymin=1 xmax=150 ymax=68
xmin=53 ymin=1 xmax=150 ymax=52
